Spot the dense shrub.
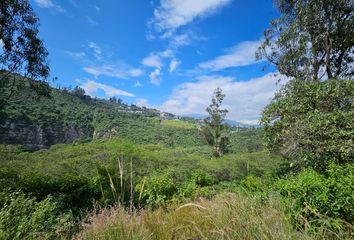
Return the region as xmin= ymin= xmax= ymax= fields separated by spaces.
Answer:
xmin=136 ymin=173 xmax=177 ymax=208
xmin=262 ymin=79 xmax=354 ymax=172
xmin=0 ymin=192 xmax=75 ymax=240
xmin=241 ymin=175 xmax=266 ymax=192
xmin=275 ymin=163 xmax=354 ymax=235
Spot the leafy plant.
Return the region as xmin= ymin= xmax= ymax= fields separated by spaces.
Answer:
xmin=0 ymin=192 xmax=75 ymax=240
xmin=262 ymin=79 xmax=354 ymax=172
xmin=275 ymin=163 xmax=354 ymax=234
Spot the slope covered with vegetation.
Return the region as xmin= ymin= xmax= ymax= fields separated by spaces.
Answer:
xmin=1 ymin=0 xmax=353 ymax=239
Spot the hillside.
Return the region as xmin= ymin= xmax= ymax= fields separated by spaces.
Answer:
xmin=0 ymin=75 xmax=263 ymax=151
xmin=0 ymin=76 xmax=206 ymax=150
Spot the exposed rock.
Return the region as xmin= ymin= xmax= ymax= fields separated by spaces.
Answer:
xmin=0 ymin=121 xmax=93 ymax=150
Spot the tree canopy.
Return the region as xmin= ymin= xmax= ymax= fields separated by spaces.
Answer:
xmin=202 ymin=88 xmax=230 ymax=157
xmin=259 ymin=0 xmax=354 ymax=172
xmin=261 ymin=79 xmax=354 ymax=171
xmin=257 ymin=0 xmax=354 ymax=81
xmin=0 ymin=0 xmax=50 ymax=106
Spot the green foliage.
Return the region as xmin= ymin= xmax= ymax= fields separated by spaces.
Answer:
xmin=0 ymin=192 xmax=74 ymax=240
xmin=136 ymin=173 xmax=177 ymax=208
xmin=177 ymin=171 xmax=215 ymax=200
xmin=0 ymin=78 xmax=205 ymax=148
xmin=0 ymin=0 xmax=51 ymax=108
xmin=0 ymin=137 xmax=284 ymax=237
xmin=241 ymin=175 xmax=266 ymax=192
xmin=276 ymin=163 xmax=354 ymax=235
xmin=257 ymin=0 xmax=354 ymax=81
xmin=202 ymin=88 xmax=230 ymax=157
xmin=262 ymin=79 xmax=354 ymax=171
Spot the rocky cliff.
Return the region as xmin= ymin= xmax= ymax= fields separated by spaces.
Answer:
xmin=0 ymin=121 xmax=93 ymax=150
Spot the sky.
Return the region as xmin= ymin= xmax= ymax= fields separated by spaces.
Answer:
xmin=29 ymin=0 xmax=284 ymax=124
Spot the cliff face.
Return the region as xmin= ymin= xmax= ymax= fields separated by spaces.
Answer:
xmin=0 ymin=121 xmax=93 ymax=150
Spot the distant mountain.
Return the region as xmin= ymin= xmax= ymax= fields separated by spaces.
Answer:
xmin=180 ymin=114 xmax=259 ymax=128
xmin=223 ymin=119 xmax=259 ymax=128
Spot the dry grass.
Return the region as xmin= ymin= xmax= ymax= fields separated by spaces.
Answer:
xmin=77 ymin=192 xmax=312 ymax=240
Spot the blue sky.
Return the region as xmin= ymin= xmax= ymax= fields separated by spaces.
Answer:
xmin=30 ymin=0 xmax=283 ymax=124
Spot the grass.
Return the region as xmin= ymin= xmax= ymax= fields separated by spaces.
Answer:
xmin=160 ymin=119 xmax=195 ymax=129
xmin=77 ymin=192 xmax=312 ymax=240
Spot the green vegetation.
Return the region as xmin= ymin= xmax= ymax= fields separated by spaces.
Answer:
xmin=78 ymin=193 xmax=313 ymax=240
xmin=0 ymin=0 xmax=353 ymax=239
xmin=261 ymin=79 xmax=354 ymax=171
xmin=0 ymin=77 xmax=205 ymax=148
xmin=275 ymin=164 xmax=354 ymax=236
xmin=202 ymin=88 xmax=230 ymax=157
xmin=0 ymin=0 xmax=50 ymax=108
xmin=0 ymin=192 xmax=75 ymax=240
xmin=256 ymin=0 xmax=353 ymax=81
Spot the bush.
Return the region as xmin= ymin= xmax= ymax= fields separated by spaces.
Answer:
xmin=241 ymin=175 xmax=265 ymax=192
xmin=275 ymin=163 xmax=354 ymax=235
xmin=0 ymin=192 xmax=75 ymax=240
xmin=136 ymin=173 xmax=177 ymax=208
xmin=262 ymin=79 xmax=354 ymax=172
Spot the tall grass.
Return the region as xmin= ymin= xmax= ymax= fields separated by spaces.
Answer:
xmin=77 ymin=192 xmax=311 ymax=240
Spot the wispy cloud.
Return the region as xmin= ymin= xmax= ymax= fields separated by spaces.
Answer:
xmin=150 ymin=0 xmax=232 ymax=35
xmin=134 ymin=81 xmax=143 ymax=88
xmin=141 ymin=54 xmax=164 ymax=85
xmin=81 ymin=80 xmax=135 ymax=97
xmin=160 ymin=72 xmax=288 ymax=124
xmin=144 ymin=0 xmax=232 ymax=84
xmin=66 ymin=42 xmax=143 ymax=80
xmin=142 ymin=54 xmax=163 ymax=69
xmin=149 ymin=68 xmax=162 ymax=85
xmin=169 ymin=58 xmax=180 ymax=72
xmin=65 ymin=51 xmax=86 ymax=60
xmin=199 ymin=40 xmax=261 ymax=71
xmin=88 ymin=42 xmax=102 ymax=60
xmin=83 ymin=65 xmax=142 ymax=79
xmin=34 ymin=0 xmax=65 ymax=12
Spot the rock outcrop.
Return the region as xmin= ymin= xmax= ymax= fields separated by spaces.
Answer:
xmin=0 ymin=121 xmax=93 ymax=150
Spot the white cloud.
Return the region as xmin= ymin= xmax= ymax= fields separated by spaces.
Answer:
xmin=81 ymin=80 xmax=135 ymax=97
xmin=142 ymin=54 xmax=165 ymax=85
xmin=34 ymin=0 xmax=65 ymax=12
xmin=134 ymin=81 xmax=143 ymax=87
xmin=83 ymin=65 xmax=143 ymax=79
xmin=34 ymin=0 xmax=54 ymax=8
xmin=136 ymin=98 xmax=149 ymax=107
xmin=149 ymin=68 xmax=162 ymax=85
xmin=169 ymin=58 xmax=180 ymax=72
xmin=170 ymin=33 xmax=191 ymax=47
xmin=67 ymin=42 xmax=142 ymax=81
xmin=159 ymin=49 xmax=174 ymax=58
xmin=160 ymin=72 xmax=288 ymax=124
xmin=199 ymin=40 xmax=262 ymax=71
xmin=65 ymin=51 xmax=86 ymax=60
xmin=142 ymin=54 xmax=163 ymax=69
xmin=88 ymin=42 xmax=102 ymax=60
xmin=151 ymin=0 xmax=231 ymax=33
